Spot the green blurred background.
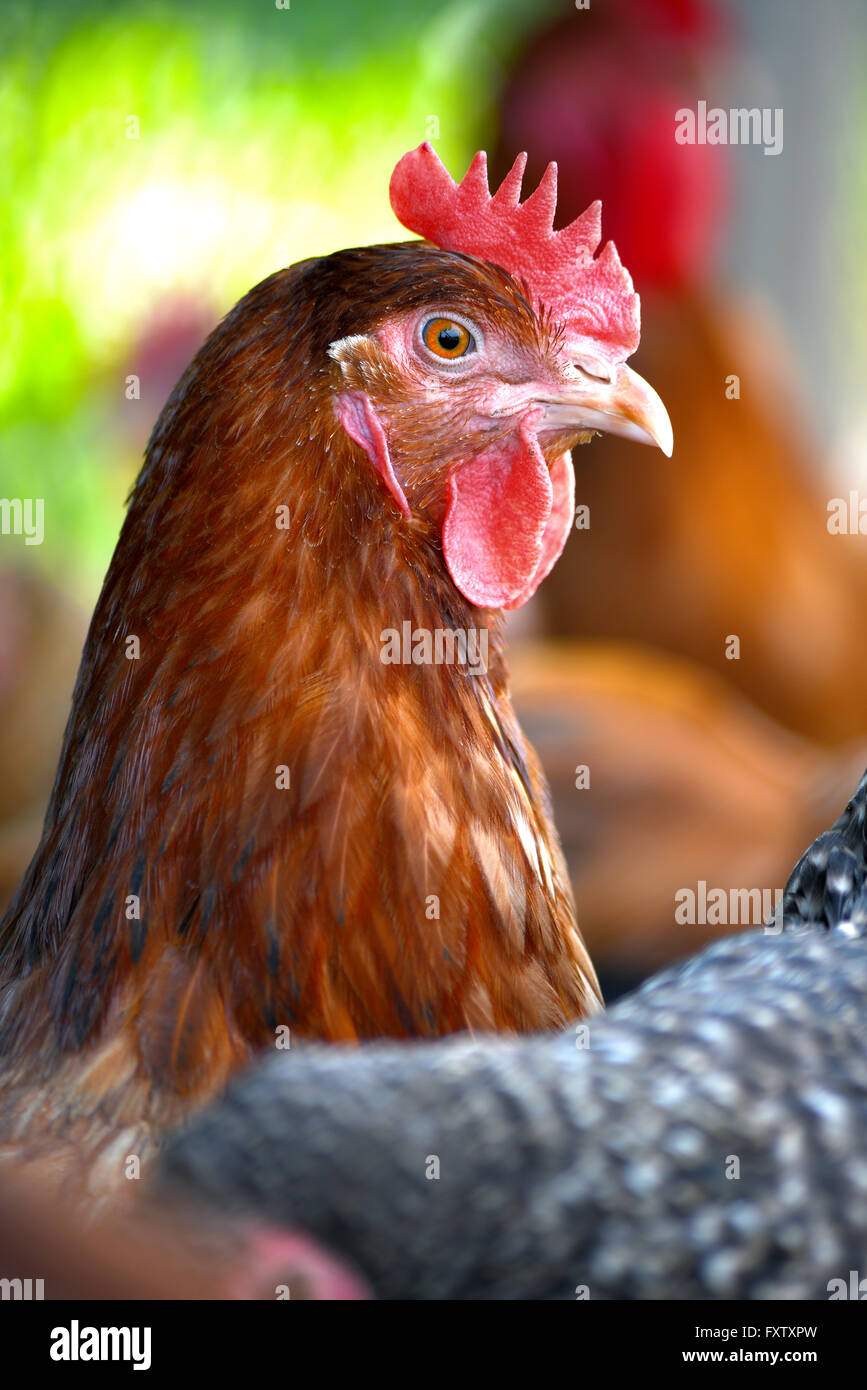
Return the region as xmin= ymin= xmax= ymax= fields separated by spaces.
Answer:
xmin=0 ymin=0 xmax=558 ymax=595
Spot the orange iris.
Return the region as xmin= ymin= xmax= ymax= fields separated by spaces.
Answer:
xmin=422 ymin=318 xmax=473 ymax=359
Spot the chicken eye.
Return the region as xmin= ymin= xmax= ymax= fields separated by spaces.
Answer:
xmin=421 ymin=317 xmax=475 ymax=360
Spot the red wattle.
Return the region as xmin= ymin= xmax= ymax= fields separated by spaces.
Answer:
xmin=442 ymin=412 xmax=574 ymax=610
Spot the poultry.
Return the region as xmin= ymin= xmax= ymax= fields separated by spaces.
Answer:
xmin=159 ymin=766 xmax=867 ymax=1300
xmin=509 ymin=639 xmax=867 ymax=994
xmin=494 ymin=0 xmax=867 ymax=745
xmin=0 ymin=144 xmax=670 ymax=1191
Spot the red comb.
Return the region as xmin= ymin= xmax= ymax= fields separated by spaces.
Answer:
xmin=389 ymin=143 xmax=640 ymax=364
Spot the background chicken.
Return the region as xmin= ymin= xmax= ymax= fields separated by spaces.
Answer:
xmin=510 ymin=641 xmax=867 ymax=989
xmin=0 ymin=145 xmax=673 ymax=1190
xmin=495 ymin=0 xmax=867 ymax=744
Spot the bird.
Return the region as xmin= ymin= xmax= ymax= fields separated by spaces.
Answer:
xmin=495 ymin=0 xmax=867 ymax=746
xmin=0 ymin=144 xmax=672 ymax=1191
xmin=509 ymin=639 xmax=867 ymax=995
xmin=157 ymin=767 xmax=867 ymax=1300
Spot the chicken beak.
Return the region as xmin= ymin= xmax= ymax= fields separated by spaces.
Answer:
xmin=537 ymin=362 xmax=673 ymax=457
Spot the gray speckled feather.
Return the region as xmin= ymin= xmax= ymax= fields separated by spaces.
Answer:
xmin=157 ymin=770 xmax=867 ymax=1299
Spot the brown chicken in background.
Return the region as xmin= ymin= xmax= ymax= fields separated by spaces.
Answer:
xmin=496 ymin=0 xmax=867 ymax=745
xmin=511 ymin=641 xmax=867 ymax=993
xmin=537 ymin=298 xmax=867 ymax=744
xmin=0 ymin=145 xmax=673 ymax=1193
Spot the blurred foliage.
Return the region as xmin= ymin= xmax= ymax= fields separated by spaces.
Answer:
xmin=0 ymin=0 xmax=557 ymax=597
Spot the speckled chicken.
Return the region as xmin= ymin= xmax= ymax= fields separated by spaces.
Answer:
xmin=158 ymin=770 xmax=867 ymax=1299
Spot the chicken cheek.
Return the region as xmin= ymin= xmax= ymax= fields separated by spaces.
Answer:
xmin=442 ymin=410 xmax=575 ymax=610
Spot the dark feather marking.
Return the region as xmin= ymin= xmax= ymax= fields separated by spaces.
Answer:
xmin=199 ymin=884 xmax=217 ymax=932
xmin=232 ymin=839 xmax=255 ymax=885
xmin=266 ymin=921 xmax=280 ymax=977
xmin=105 ymin=748 xmax=126 ymax=792
xmin=176 ymin=897 xmax=200 ymax=940
xmin=130 ymin=916 xmax=148 ymax=964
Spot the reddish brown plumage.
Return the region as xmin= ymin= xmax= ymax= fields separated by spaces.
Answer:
xmin=0 ymin=244 xmax=601 ymax=1185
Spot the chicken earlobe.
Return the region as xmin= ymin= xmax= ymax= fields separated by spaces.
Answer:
xmin=443 ymin=408 xmax=575 ymax=610
xmin=334 ymin=391 xmax=411 ymax=520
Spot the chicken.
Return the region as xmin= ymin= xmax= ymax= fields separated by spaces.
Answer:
xmin=159 ymin=767 xmax=867 ymax=1300
xmin=495 ymin=0 xmax=867 ymax=746
xmin=538 ymin=296 xmax=867 ymax=744
xmin=510 ymin=640 xmax=867 ymax=993
xmin=0 ymin=145 xmax=671 ymax=1188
